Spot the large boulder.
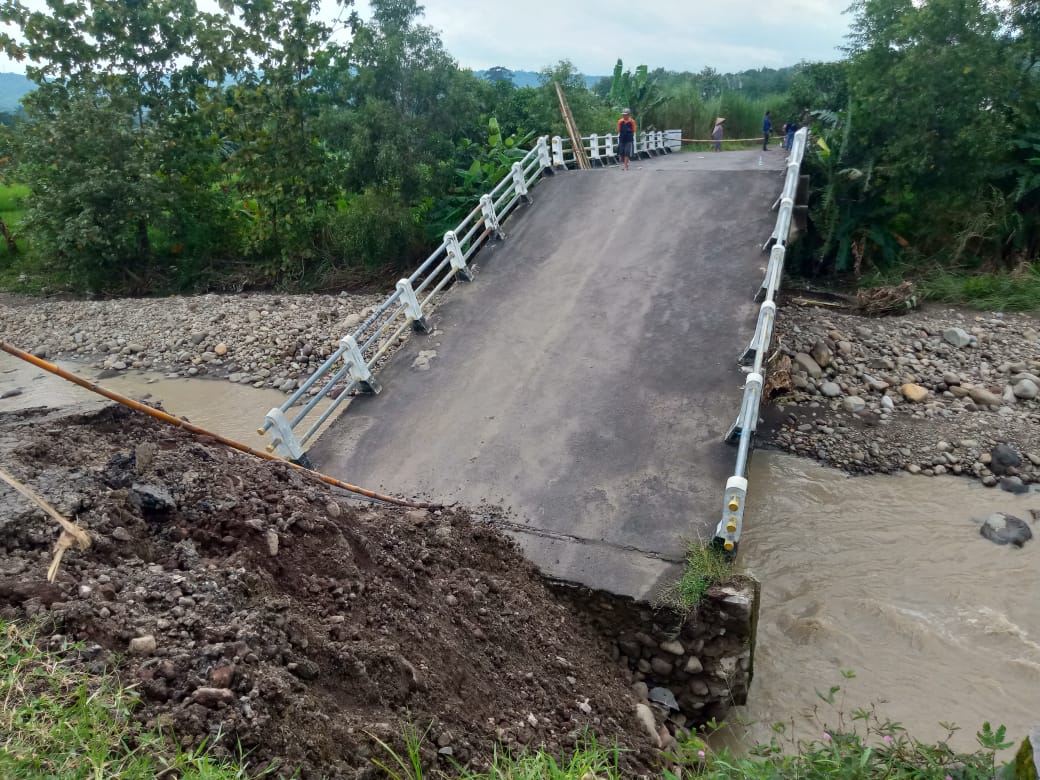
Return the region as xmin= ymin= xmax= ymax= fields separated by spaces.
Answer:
xmin=990 ymin=444 xmax=1022 ymax=476
xmin=978 ymin=513 xmax=1033 ymax=548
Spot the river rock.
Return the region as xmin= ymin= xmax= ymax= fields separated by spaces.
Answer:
xmin=129 ymin=635 xmax=157 ymax=655
xmin=969 ymin=387 xmax=1002 ymax=406
xmin=659 ymin=639 xmax=684 ymax=655
xmin=1013 ymin=379 xmax=1039 ymax=400
xmin=1000 ymin=476 xmax=1028 ymax=494
xmin=794 ymin=353 xmax=823 ymax=378
xmin=842 ymin=396 xmax=866 ymax=413
xmin=214 ymin=342 xmax=228 ymax=356
xmin=811 ymin=340 xmax=832 ymax=368
xmin=978 ymin=513 xmax=1033 ymax=547
xmin=990 ymin=444 xmax=1021 ymax=476
xmin=901 ymin=383 xmax=929 ymax=403
xmin=942 ymin=327 xmax=973 ymax=348
xmin=820 ymin=381 xmax=841 ymax=397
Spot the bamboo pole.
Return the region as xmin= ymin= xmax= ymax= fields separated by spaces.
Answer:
xmin=0 ymin=341 xmax=441 ymax=510
xmin=0 ymin=465 xmax=91 ymax=582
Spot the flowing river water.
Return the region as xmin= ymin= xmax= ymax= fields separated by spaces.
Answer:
xmin=2 ymin=353 xmax=1037 ymax=751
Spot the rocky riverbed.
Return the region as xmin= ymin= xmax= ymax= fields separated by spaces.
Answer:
xmin=7 ymin=291 xmax=1040 ymax=494
xmin=0 ymin=291 xmax=401 ymax=395
xmin=766 ymin=302 xmax=1040 ymax=492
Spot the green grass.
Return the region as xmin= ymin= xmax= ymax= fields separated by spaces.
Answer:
xmin=660 ymin=542 xmax=734 ymax=611
xmin=916 ymin=265 xmax=1040 ymax=311
xmin=0 ymin=619 xmax=267 ymax=779
xmin=371 ymin=692 xmax=1026 ymax=780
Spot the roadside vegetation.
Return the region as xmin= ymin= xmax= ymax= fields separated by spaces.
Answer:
xmin=2 ymin=617 xmax=1031 ymax=778
xmin=0 ymin=619 xmax=269 ymax=779
xmin=790 ymin=0 xmax=1040 ymax=308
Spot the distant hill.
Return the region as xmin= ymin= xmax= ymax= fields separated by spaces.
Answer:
xmin=475 ymin=68 xmax=605 ymax=90
xmin=0 ymin=73 xmax=32 ymax=113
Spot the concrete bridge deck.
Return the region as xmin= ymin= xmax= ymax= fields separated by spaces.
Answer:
xmin=310 ymin=150 xmax=787 ymax=599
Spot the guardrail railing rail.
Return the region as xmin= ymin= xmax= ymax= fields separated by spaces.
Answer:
xmin=259 ymin=128 xmax=680 ymax=463
xmin=713 ymin=127 xmax=809 ymax=553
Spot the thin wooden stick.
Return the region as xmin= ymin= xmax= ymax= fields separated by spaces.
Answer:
xmin=0 ymin=465 xmax=91 ymax=582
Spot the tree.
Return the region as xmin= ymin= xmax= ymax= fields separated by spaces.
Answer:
xmin=0 ymin=0 xmax=239 ymax=289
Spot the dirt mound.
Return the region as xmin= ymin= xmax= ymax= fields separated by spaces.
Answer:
xmin=0 ymin=403 xmax=656 ymax=778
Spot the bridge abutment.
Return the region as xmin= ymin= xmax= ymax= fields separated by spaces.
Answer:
xmin=552 ymin=575 xmax=759 ymax=743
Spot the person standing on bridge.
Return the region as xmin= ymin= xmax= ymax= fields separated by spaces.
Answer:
xmin=762 ymin=110 xmax=772 ymax=151
xmin=617 ymin=108 xmax=636 ymax=170
xmin=712 ymin=117 xmax=725 ymax=152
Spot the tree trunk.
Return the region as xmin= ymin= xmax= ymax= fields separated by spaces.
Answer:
xmin=0 ymin=217 xmax=16 ymax=254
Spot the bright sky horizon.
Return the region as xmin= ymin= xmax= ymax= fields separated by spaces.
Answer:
xmin=0 ymin=0 xmax=853 ymax=76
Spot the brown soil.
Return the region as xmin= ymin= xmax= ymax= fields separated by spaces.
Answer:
xmin=0 ymin=402 xmax=656 ymax=778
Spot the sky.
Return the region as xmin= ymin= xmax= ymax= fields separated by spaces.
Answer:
xmin=0 ymin=0 xmax=853 ymax=76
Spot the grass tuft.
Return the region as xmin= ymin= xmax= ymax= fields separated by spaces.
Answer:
xmin=0 ymin=619 xmax=265 ymax=779
xmin=660 ymin=542 xmax=734 ymax=612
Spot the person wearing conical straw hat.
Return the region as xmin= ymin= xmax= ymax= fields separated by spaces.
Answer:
xmin=712 ymin=117 xmax=725 ymax=152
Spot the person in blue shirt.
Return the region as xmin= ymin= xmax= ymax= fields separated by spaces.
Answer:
xmin=785 ymin=120 xmax=796 ymax=153
xmin=762 ymin=111 xmax=772 ymax=151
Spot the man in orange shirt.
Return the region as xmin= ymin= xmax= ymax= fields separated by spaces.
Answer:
xmin=617 ymin=108 xmax=636 ymax=170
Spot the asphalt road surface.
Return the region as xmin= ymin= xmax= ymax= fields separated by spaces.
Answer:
xmin=310 ymin=149 xmax=787 ymax=599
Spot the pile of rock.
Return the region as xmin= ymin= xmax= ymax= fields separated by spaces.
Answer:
xmin=768 ymin=306 xmax=1040 ymax=487
xmin=0 ymin=291 xmax=403 ymax=394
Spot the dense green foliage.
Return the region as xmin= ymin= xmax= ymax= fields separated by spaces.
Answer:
xmin=796 ymin=0 xmax=1040 ymax=282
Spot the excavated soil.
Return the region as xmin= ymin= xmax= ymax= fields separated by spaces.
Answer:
xmin=0 ymin=402 xmax=656 ymax=779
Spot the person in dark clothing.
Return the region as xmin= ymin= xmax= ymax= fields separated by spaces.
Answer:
xmin=617 ymin=108 xmax=636 ymax=170
xmin=762 ymin=111 xmax=772 ymax=151
xmin=785 ymin=120 xmax=797 ymax=153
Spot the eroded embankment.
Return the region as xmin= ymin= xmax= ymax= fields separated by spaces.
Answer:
xmin=0 ymin=403 xmax=662 ymax=777
xmin=0 ymin=401 xmax=759 ymax=778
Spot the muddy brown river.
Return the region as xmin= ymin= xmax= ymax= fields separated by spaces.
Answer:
xmin=2 ymin=353 xmax=1037 ymax=750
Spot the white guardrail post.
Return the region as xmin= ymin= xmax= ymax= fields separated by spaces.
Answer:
xmin=396 ymin=278 xmax=429 ymax=332
xmin=536 ymin=135 xmax=553 ymax=173
xmin=551 ymin=136 xmax=565 ymax=168
xmin=714 ymin=126 xmax=809 ymax=554
xmin=444 ymin=230 xmax=472 ymax=281
xmin=589 ymin=133 xmax=600 ymax=167
xmin=511 ymin=161 xmax=530 ymax=202
xmin=480 ymin=193 xmax=503 ymax=239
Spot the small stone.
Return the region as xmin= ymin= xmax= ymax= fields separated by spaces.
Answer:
xmin=842 ymin=396 xmax=866 ymax=413
xmin=326 ymin=501 xmax=342 ymax=519
xmin=990 ymin=444 xmax=1021 ymax=476
xmin=943 ymin=327 xmax=973 ymax=348
xmin=190 ymin=333 xmax=207 ymax=345
xmin=129 ymin=635 xmax=157 ymax=655
xmin=214 ymin=342 xmax=228 ymax=356
xmin=968 ymin=387 xmax=1002 ymax=406
xmin=111 ymin=526 xmax=132 ymax=542
xmin=631 ymin=681 xmax=649 ymax=701
xmin=881 ymin=395 xmax=895 ymax=410
xmin=684 ymin=656 xmax=703 ymax=674
xmin=208 ymin=664 xmax=235 ymax=688
xmin=901 ymin=383 xmax=929 ymax=403
xmin=794 ymin=353 xmax=823 ymax=378
xmin=650 ymin=657 xmax=673 ymax=676
xmin=1013 ymin=379 xmax=1039 ymax=400
xmin=999 ymin=476 xmax=1028 ymax=494
xmin=659 ymin=639 xmax=684 ymax=656
xmin=128 ymin=483 xmax=176 ymax=514
xmin=265 ymin=530 xmax=279 ymax=556
xmin=1 ymin=389 xmax=23 ymax=399
xmin=810 ymin=340 xmax=832 ymax=368
xmin=820 ymin=381 xmax=841 ymax=397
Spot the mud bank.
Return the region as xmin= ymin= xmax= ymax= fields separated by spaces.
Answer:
xmin=0 ymin=403 xmax=665 ymax=778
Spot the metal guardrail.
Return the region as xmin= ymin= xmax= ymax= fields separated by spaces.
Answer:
xmin=258 ymin=126 xmax=680 ymax=462
xmin=713 ymin=127 xmax=809 ymax=553
xmin=258 ymin=136 xmax=553 ymax=462
xmin=551 ymin=129 xmax=681 ymax=168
